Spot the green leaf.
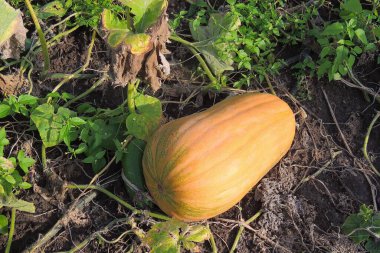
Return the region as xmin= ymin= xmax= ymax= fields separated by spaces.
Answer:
xmin=124 ymin=33 xmax=151 ymax=54
xmin=0 ymin=127 xmax=9 ymax=156
xmin=0 ymin=0 xmax=21 ymax=45
xmin=126 ymin=93 xmax=162 ymax=140
xmin=30 ymin=104 xmax=73 ymax=148
xmin=365 ymin=239 xmax=380 ymax=253
xmin=0 ymin=104 xmax=11 ymax=118
xmin=184 ymin=225 xmax=210 ymax=243
xmin=37 ymin=0 xmax=67 ymax=19
xmin=352 ymin=46 xmax=362 ymax=54
xmin=331 ymin=45 xmax=349 ymax=76
xmin=0 ymin=215 xmax=8 ymax=234
xmin=107 ymin=31 xmax=128 ymax=48
xmin=317 ymin=60 xmax=332 ymax=79
xmin=355 ymin=29 xmax=368 ymax=45
xmin=144 ymin=220 xmax=183 ymax=252
xmin=342 ymin=214 xmax=370 ymax=243
xmin=102 ymin=9 xmax=131 ymax=48
xmin=364 ymin=43 xmax=376 ymax=52
xmin=347 ymin=54 xmax=355 ymax=69
xmin=119 ymin=0 xmax=168 ymax=32
xmin=122 ymin=138 xmax=148 ymax=204
xmin=4 ymin=175 xmax=15 ymax=184
xmin=0 ymin=195 xmax=35 ymax=213
xmin=18 ymin=94 xmax=38 ymax=105
xmin=17 ymin=150 xmax=35 ymax=174
xmin=0 ymin=0 xmax=27 ymax=59
xmin=18 ymin=181 xmax=32 ymax=190
xmin=320 ymin=47 xmax=331 ymax=58
xmin=0 ymin=157 xmax=15 ymax=171
xmin=69 ymin=117 xmax=86 ymax=126
xmin=341 ymin=0 xmax=362 ymax=14
xmin=321 ymin=22 xmax=344 ymax=36
xmin=190 ymin=13 xmax=240 ymax=76
xmin=73 ymin=143 xmax=87 ymax=155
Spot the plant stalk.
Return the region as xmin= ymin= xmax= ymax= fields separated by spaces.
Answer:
xmin=67 ymin=184 xmax=170 ymax=221
xmin=170 ymin=34 xmax=218 ymax=86
xmin=63 ymin=74 xmax=108 ymax=108
xmin=207 ymin=223 xmax=218 ymax=253
xmin=229 ymin=210 xmax=262 ymax=253
xmin=24 ymin=0 xmax=50 ymax=75
xmin=47 ymin=30 xmax=97 ymax=103
xmin=363 ymin=111 xmax=380 ymax=177
xmin=5 ymin=208 xmax=16 ymax=253
xmin=127 ymin=80 xmax=138 ymax=114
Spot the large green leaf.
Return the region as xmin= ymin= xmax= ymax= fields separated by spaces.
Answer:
xmin=144 ymin=220 xmax=210 ymax=252
xmin=118 ymin=0 xmax=167 ymax=32
xmin=190 ymin=13 xmax=240 ymax=76
xmin=0 ymin=0 xmax=27 ymax=59
xmin=0 ymin=195 xmax=35 ymax=213
xmin=121 ymin=138 xmax=146 ymax=198
xmin=0 ymin=215 xmax=8 ymax=234
xmin=126 ymin=93 xmax=162 ymax=140
xmin=342 ymin=214 xmax=370 ymax=243
xmin=0 ymin=0 xmax=19 ymax=45
xmin=37 ymin=0 xmax=67 ymax=19
xmin=30 ymin=104 xmax=73 ymax=148
xmin=102 ymin=9 xmax=131 ymax=48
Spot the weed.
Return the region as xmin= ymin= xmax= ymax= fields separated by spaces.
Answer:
xmin=342 ymin=204 xmax=380 ymax=253
xmin=310 ymin=0 xmax=379 ymax=80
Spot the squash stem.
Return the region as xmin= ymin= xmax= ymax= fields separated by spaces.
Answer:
xmin=63 ymin=74 xmax=108 ymax=108
xmin=47 ymin=30 xmax=96 ymax=104
xmin=207 ymin=223 xmax=218 ymax=253
xmin=229 ymin=210 xmax=262 ymax=253
xmin=41 ymin=144 xmax=47 ymax=170
xmin=5 ymin=208 xmax=16 ymax=253
xmin=169 ymin=34 xmax=218 ymax=86
xmin=67 ymin=184 xmax=170 ymax=221
xmin=127 ymin=80 xmax=138 ymax=114
xmin=363 ymin=111 xmax=380 ymax=177
xmin=24 ymin=0 xmax=50 ymax=76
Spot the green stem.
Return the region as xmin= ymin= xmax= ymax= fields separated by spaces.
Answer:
xmin=67 ymin=184 xmax=170 ymax=221
xmin=41 ymin=144 xmax=47 ymax=170
xmin=127 ymin=80 xmax=138 ymax=114
xmin=24 ymin=0 xmax=50 ymax=75
xmin=170 ymin=34 xmax=218 ymax=85
xmin=46 ymin=25 xmax=80 ymax=47
xmin=47 ymin=30 xmax=96 ymax=104
xmin=5 ymin=208 xmax=16 ymax=253
xmin=229 ymin=210 xmax=262 ymax=253
xmin=0 ymin=60 xmax=20 ymax=72
xmin=363 ymin=111 xmax=380 ymax=177
xmin=207 ymin=223 xmax=218 ymax=253
xmin=63 ymin=74 xmax=108 ymax=108
xmin=48 ymin=73 xmax=97 ymax=80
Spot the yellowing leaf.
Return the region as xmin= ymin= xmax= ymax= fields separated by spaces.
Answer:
xmin=102 ymin=9 xmax=130 ymax=31
xmin=125 ymin=33 xmax=151 ymax=55
xmin=0 ymin=0 xmax=27 ymax=59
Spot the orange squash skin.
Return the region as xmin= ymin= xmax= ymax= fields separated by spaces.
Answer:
xmin=142 ymin=93 xmax=296 ymax=221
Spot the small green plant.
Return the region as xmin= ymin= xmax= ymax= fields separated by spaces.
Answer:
xmin=0 ymin=127 xmax=35 ymax=206
xmin=0 ymin=127 xmax=35 ymax=253
xmin=342 ymin=204 xmax=380 ymax=252
xmin=311 ymin=0 xmax=379 ymax=80
xmin=175 ymin=0 xmax=318 ymax=89
xmin=143 ymin=220 xmax=211 ymax=252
